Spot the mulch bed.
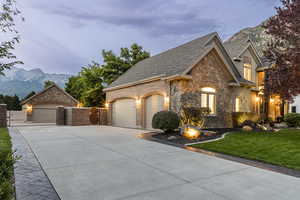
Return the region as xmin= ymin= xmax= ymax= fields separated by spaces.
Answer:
xmin=151 ymin=128 xmax=239 ymax=145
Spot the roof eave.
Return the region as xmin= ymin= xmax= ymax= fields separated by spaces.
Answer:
xmin=104 ymin=75 xmax=165 ymax=92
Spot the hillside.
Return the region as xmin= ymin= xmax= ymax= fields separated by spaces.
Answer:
xmin=0 ymin=67 xmax=71 ymax=98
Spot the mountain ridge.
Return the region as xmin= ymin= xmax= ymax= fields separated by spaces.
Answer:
xmin=0 ymin=67 xmax=71 ymax=98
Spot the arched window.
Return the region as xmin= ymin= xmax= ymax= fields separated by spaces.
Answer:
xmin=200 ymin=87 xmax=216 ymax=114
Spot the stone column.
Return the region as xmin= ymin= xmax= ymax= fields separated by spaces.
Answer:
xmin=0 ymin=104 xmax=7 ymax=128
xmin=56 ymin=106 xmax=65 ymax=125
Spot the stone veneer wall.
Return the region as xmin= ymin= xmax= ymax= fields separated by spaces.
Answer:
xmin=170 ymin=49 xmax=240 ymax=128
xmin=0 ymin=104 xmax=7 ymax=127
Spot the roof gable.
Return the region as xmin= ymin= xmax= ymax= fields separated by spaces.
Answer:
xmin=224 ymin=37 xmax=263 ymax=67
xmin=106 ymin=32 xmax=219 ymax=90
xmin=181 ymin=36 xmax=241 ymax=84
xmin=21 ymin=84 xmax=79 ymax=105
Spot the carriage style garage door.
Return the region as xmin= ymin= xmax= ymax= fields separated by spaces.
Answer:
xmin=112 ymin=99 xmax=137 ymax=128
xmin=145 ymin=95 xmax=164 ymax=129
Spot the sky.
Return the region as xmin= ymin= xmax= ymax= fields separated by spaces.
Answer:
xmin=13 ymin=0 xmax=280 ymax=75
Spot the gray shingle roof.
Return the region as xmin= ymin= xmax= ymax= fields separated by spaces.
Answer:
xmin=223 ymin=37 xmax=250 ymax=59
xmin=107 ymin=32 xmax=217 ymax=89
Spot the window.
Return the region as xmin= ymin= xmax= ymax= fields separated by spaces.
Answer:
xmin=200 ymin=87 xmax=216 ymax=114
xmin=243 ymin=56 xmax=252 ymax=81
xmin=292 ymin=106 xmax=297 ymax=113
xmin=244 ymin=64 xmax=252 ymax=81
xmin=235 ymin=98 xmax=240 ymax=112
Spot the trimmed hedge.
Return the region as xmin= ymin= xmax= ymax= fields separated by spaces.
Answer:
xmin=232 ymin=112 xmax=259 ymax=128
xmin=0 ymin=128 xmax=16 ymax=200
xmin=152 ymin=111 xmax=180 ymax=133
xmin=284 ymin=113 xmax=300 ymax=127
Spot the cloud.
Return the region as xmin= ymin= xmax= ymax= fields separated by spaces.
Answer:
xmin=13 ymin=0 xmax=281 ymax=74
xmin=32 ymin=0 xmax=220 ymax=37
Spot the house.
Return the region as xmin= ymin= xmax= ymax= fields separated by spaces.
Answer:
xmin=21 ymin=84 xmax=79 ymax=123
xmin=104 ymin=32 xmax=268 ymax=129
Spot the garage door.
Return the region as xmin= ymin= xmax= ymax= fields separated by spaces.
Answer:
xmin=145 ymin=95 xmax=164 ymax=129
xmin=31 ymin=108 xmax=56 ymax=123
xmin=112 ymin=99 xmax=136 ymax=128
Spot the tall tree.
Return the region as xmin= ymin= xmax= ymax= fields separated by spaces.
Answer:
xmin=65 ymin=75 xmax=83 ymax=100
xmin=0 ymin=94 xmax=21 ymax=110
xmin=101 ymin=43 xmax=150 ymax=84
xmin=263 ymin=0 xmax=300 ymax=101
xmin=0 ymin=0 xmax=23 ymax=75
xmin=22 ymin=91 xmax=35 ymax=101
xmin=79 ymin=63 xmax=105 ymax=107
xmin=44 ymin=80 xmax=55 ymax=88
xmin=65 ymin=43 xmax=150 ymax=107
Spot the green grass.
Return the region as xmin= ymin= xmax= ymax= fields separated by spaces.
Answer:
xmin=190 ymin=129 xmax=300 ymax=171
xmin=0 ymin=128 xmax=15 ymax=200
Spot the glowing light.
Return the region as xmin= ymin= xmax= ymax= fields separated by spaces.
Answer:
xmin=255 ymin=97 xmax=260 ymax=102
xmin=26 ymin=105 xmax=33 ymax=113
xmin=164 ymin=96 xmax=170 ymax=103
xmin=105 ymin=103 xmax=109 ymax=108
xmin=136 ymin=98 xmax=141 ymax=105
xmin=270 ymin=98 xmax=275 ymax=103
xmin=183 ymin=128 xmax=201 ymax=139
xmin=201 ymin=87 xmax=216 ymax=93
xmin=77 ymin=103 xmax=83 ymax=108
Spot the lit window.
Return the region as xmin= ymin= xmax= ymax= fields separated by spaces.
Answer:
xmin=235 ymin=98 xmax=240 ymax=112
xmin=244 ymin=63 xmax=252 ymax=81
xmin=200 ymin=87 xmax=216 ymax=114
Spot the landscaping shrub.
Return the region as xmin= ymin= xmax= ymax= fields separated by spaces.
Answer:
xmin=0 ymin=128 xmax=17 ymax=200
xmin=284 ymin=113 xmax=300 ymax=127
xmin=180 ymin=106 xmax=210 ymax=128
xmin=89 ymin=107 xmax=99 ymax=125
xmin=276 ymin=116 xmax=284 ymax=123
xmin=152 ymin=111 xmax=180 ymax=133
xmin=232 ymin=112 xmax=259 ymax=127
xmin=240 ymin=120 xmax=256 ymax=128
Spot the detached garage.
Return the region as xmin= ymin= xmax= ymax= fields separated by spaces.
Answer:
xmin=21 ymin=84 xmax=79 ymax=123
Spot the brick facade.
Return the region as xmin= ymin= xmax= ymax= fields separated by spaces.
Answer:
xmin=61 ymin=107 xmax=108 ymax=126
xmin=0 ymin=104 xmax=7 ymax=127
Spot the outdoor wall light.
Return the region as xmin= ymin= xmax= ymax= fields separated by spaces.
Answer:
xmin=136 ymin=98 xmax=141 ymax=105
xmin=26 ymin=105 xmax=33 ymax=113
xmin=105 ymin=102 xmax=109 ymax=108
xmin=255 ymin=97 xmax=260 ymax=102
xmin=164 ymin=96 xmax=170 ymax=104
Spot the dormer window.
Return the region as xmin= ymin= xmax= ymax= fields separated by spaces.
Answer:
xmin=243 ymin=56 xmax=252 ymax=81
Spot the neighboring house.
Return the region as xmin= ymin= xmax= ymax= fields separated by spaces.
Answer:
xmin=104 ymin=32 xmax=269 ymax=129
xmin=21 ymin=84 xmax=79 ymax=123
xmin=290 ymin=96 xmax=300 ymax=113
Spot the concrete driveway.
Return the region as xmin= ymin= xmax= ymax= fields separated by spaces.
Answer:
xmin=17 ymin=126 xmax=300 ymax=200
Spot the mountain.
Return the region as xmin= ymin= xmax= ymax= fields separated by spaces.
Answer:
xmin=226 ymin=20 xmax=272 ymax=57
xmin=0 ymin=67 xmax=71 ymax=98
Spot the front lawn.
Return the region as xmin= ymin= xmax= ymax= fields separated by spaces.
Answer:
xmin=190 ymin=129 xmax=300 ymax=171
xmin=0 ymin=128 xmax=16 ymax=200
